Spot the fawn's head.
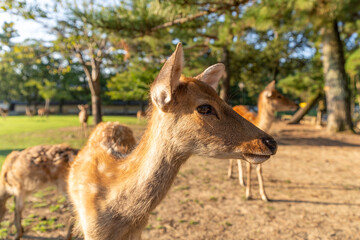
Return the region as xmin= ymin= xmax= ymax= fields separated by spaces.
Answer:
xmin=78 ymin=104 xmax=88 ymax=112
xmin=149 ymin=43 xmax=276 ymax=164
xmin=261 ymin=81 xmax=298 ymax=112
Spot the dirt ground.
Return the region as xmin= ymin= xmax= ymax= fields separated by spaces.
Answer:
xmin=1 ymin=122 xmax=360 ymax=239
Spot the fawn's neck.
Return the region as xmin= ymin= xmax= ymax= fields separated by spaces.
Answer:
xmin=254 ymin=93 xmax=275 ymax=131
xmin=114 ymin=110 xmax=190 ymax=220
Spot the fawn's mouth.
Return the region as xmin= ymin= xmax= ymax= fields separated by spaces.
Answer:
xmin=242 ymin=153 xmax=271 ymax=164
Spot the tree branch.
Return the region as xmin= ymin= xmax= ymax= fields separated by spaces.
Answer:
xmin=150 ymin=1 xmax=246 ymax=32
xmin=74 ymin=48 xmax=96 ymax=94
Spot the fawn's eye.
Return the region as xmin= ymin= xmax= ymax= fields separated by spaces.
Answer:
xmin=197 ymin=104 xmax=215 ymax=115
xmin=277 ymin=95 xmax=282 ymax=99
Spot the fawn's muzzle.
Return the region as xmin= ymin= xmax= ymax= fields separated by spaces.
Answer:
xmin=262 ymin=137 xmax=277 ymax=155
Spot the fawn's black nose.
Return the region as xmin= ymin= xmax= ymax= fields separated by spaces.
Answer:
xmin=262 ymin=137 xmax=277 ymax=155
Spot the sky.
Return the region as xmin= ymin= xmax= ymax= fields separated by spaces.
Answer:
xmin=0 ymin=0 xmax=61 ymax=42
xmin=0 ymin=12 xmax=56 ymax=42
xmin=1 ymin=0 xmax=316 ymax=59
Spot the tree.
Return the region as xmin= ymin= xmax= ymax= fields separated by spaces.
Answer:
xmin=107 ymin=61 xmax=159 ymax=110
xmin=26 ymin=79 xmax=57 ymax=110
xmin=250 ymin=0 xmax=360 ymax=132
xmin=0 ymin=21 xmax=85 ymax=108
xmin=52 ymin=8 xmax=110 ymax=124
xmin=321 ymin=20 xmax=353 ymax=131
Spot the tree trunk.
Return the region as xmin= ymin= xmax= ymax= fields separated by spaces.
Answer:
xmin=45 ymin=99 xmax=50 ymax=111
xmin=220 ymin=46 xmax=230 ymax=103
xmin=288 ymin=92 xmax=321 ymax=124
xmin=59 ymin=98 xmax=64 ymax=114
xmin=91 ymin=94 xmax=102 ymax=124
xmin=76 ymin=49 xmax=103 ymax=126
xmin=91 ymin=79 xmax=102 ymax=125
xmin=321 ymin=20 xmax=353 ymax=132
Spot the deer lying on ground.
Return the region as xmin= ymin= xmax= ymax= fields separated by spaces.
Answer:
xmin=25 ymin=106 xmax=36 ymax=117
xmin=78 ymin=104 xmax=89 ymax=136
xmin=68 ymin=43 xmax=277 ymax=240
xmin=0 ymin=144 xmax=79 ymax=240
xmin=228 ymin=81 xmax=297 ymax=201
xmin=0 ymin=108 xmax=8 ymax=119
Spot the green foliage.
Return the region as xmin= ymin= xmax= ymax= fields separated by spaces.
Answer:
xmin=346 ymin=48 xmax=360 ymax=78
xmin=26 ymin=79 xmax=57 ymax=102
xmin=107 ymin=62 xmax=159 ymax=101
xmin=2 ymin=0 xmax=360 ymax=117
xmin=278 ymin=52 xmax=323 ymax=100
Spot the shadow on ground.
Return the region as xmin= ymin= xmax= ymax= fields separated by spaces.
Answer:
xmin=276 ymin=137 xmax=360 ymax=147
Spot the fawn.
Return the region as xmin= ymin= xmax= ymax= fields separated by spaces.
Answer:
xmin=0 ymin=108 xmax=8 ymax=119
xmin=25 ymin=106 xmax=35 ymax=117
xmin=0 ymin=144 xmax=79 ymax=240
xmin=136 ymin=110 xmax=147 ymax=120
xmin=78 ymin=104 xmax=89 ymax=136
xmin=68 ymin=43 xmax=277 ymax=240
xmin=37 ymin=108 xmax=48 ymax=117
xmin=228 ymin=81 xmax=297 ymax=201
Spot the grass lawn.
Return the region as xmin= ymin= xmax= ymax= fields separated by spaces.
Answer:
xmin=0 ymin=115 xmax=144 ymax=165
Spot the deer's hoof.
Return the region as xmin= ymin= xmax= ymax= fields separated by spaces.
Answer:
xmin=262 ymin=197 xmax=270 ymax=202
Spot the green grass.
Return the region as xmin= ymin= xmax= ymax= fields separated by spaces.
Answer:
xmin=0 ymin=115 xmax=142 ymax=165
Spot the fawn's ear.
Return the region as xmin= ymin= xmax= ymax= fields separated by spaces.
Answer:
xmin=151 ymin=42 xmax=183 ymax=111
xmin=196 ymin=63 xmax=225 ymax=91
xmin=78 ymin=105 xmax=82 ymax=110
xmin=265 ymin=81 xmax=276 ymax=97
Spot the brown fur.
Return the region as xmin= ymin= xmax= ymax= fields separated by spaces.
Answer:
xmin=25 ymin=106 xmax=36 ymax=117
xmin=229 ymin=81 xmax=297 ymax=201
xmin=0 ymin=108 xmax=8 ymax=118
xmin=68 ymin=43 xmax=277 ymax=240
xmin=136 ymin=110 xmax=147 ymax=120
xmin=78 ymin=104 xmax=89 ymax=137
xmin=0 ymin=144 xmax=79 ymax=240
xmin=37 ymin=108 xmax=48 ymax=117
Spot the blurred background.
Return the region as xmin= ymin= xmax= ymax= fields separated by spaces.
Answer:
xmin=0 ymin=1 xmax=360 ymax=239
xmin=1 ymin=0 xmax=359 ymax=131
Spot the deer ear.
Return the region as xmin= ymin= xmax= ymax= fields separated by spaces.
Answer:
xmin=151 ymin=42 xmax=183 ymax=111
xmin=196 ymin=63 xmax=225 ymax=91
xmin=265 ymin=81 xmax=276 ymax=97
xmin=78 ymin=105 xmax=82 ymax=110
xmin=265 ymin=81 xmax=276 ymax=91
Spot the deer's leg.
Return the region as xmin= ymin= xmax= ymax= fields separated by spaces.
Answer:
xmin=64 ymin=220 xmax=73 ymax=240
xmin=14 ymin=193 xmax=25 ymax=240
xmin=237 ymin=160 xmax=245 ymax=187
xmin=82 ymin=123 xmax=87 ymax=139
xmin=245 ymin=162 xmax=252 ymax=200
xmin=256 ymin=164 xmax=269 ymax=202
xmin=227 ymin=159 xmax=234 ymax=178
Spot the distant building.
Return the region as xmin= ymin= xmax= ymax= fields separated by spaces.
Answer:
xmin=2 ymin=100 xmax=147 ymax=116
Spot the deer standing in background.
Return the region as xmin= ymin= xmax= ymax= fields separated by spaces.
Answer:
xmin=78 ymin=104 xmax=89 ymax=137
xmin=0 ymin=144 xmax=79 ymax=240
xmin=228 ymin=81 xmax=297 ymax=201
xmin=68 ymin=43 xmax=277 ymax=240
xmin=25 ymin=106 xmax=35 ymax=117
xmin=0 ymin=108 xmax=8 ymax=119
xmin=136 ymin=110 xmax=146 ymax=120
xmin=37 ymin=107 xmax=48 ymax=117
